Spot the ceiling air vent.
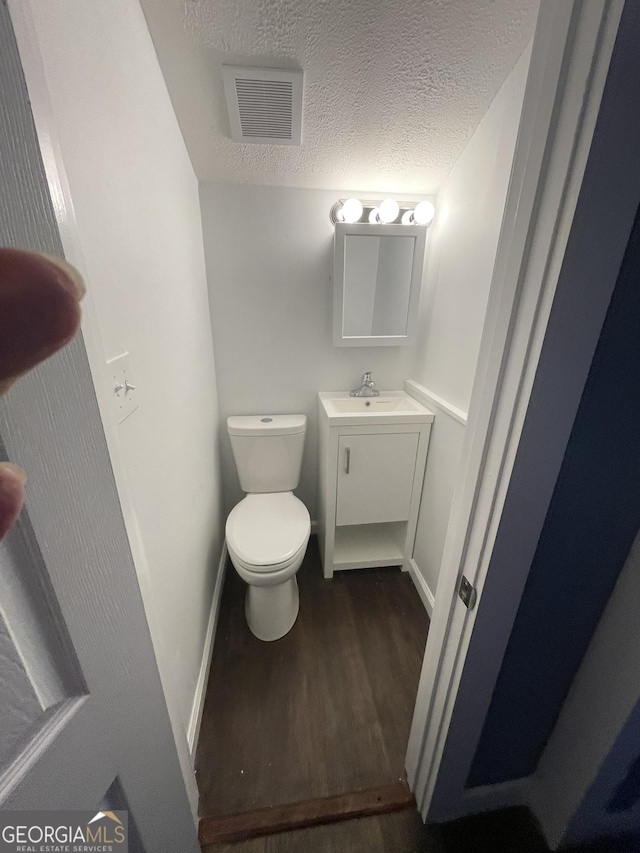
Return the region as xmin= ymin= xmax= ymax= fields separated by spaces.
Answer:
xmin=222 ymin=66 xmax=303 ymax=146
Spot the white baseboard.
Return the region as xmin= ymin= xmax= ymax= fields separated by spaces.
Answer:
xmin=408 ymin=558 xmax=435 ymax=617
xmin=187 ymin=542 xmax=228 ymax=761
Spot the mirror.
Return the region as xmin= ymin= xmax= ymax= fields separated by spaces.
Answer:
xmin=333 ymin=223 xmax=426 ymax=347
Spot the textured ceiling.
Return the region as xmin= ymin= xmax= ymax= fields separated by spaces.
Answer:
xmin=140 ymin=0 xmax=538 ymax=192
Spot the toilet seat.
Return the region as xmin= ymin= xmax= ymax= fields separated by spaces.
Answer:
xmin=228 ymin=538 xmax=307 ymax=578
xmin=225 ymin=492 xmax=310 ymax=572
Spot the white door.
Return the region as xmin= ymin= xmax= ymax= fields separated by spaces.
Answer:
xmin=0 ymin=6 xmax=199 ymax=850
xmin=406 ymin=0 xmax=635 ymax=829
xmin=336 ymin=433 xmax=419 ymax=526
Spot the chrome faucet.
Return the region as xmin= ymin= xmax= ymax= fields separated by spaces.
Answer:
xmin=349 ymin=371 xmax=380 ymax=397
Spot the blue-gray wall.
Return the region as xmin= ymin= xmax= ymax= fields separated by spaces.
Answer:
xmin=468 ymin=201 xmax=640 ymax=786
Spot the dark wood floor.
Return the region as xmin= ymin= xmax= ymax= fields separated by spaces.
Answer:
xmin=195 ymin=537 xmax=429 ymax=818
xmin=202 ymin=806 xmax=553 ymax=853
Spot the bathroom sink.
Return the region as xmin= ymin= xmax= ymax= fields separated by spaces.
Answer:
xmin=330 ymin=397 xmax=421 ymax=413
xmin=319 ymin=391 xmax=434 ymax=425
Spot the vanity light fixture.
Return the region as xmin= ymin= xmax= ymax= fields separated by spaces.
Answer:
xmin=336 ymin=197 xmax=364 ymax=223
xmin=401 ymin=200 xmax=435 ymax=226
xmin=377 ymin=198 xmax=400 ymax=224
xmin=330 ymin=198 xmax=435 ymax=226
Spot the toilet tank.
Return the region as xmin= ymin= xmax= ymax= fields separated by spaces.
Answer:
xmin=227 ymin=415 xmax=307 ymax=493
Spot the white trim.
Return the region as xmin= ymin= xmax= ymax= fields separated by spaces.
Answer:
xmin=406 ymin=0 xmax=626 ymax=823
xmin=187 ymin=544 xmax=228 ymax=761
xmin=408 ymin=559 xmax=434 ymax=617
xmin=404 ymin=380 xmax=468 ymax=426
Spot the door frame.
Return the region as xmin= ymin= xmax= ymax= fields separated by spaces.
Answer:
xmin=407 ymin=0 xmax=640 ymax=821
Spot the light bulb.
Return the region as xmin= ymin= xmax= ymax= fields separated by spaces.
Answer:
xmin=413 ymin=200 xmax=435 ymax=226
xmin=340 ymin=198 xmax=363 ymax=223
xmin=369 ymin=207 xmax=380 ymax=223
xmin=401 ymin=210 xmax=414 ymax=225
xmin=378 ymin=198 xmax=400 ymax=223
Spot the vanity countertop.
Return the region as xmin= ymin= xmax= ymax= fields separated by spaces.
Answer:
xmin=319 ymin=390 xmax=434 ymax=426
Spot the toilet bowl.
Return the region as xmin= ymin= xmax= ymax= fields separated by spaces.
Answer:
xmin=226 ymin=490 xmax=310 ymax=641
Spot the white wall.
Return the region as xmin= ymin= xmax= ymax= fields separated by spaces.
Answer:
xmin=411 ymin=45 xmax=532 ymax=600
xmin=411 ymin=408 xmax=467 ymax=597
xmin=199 ymin=184 xmax=419 ymax=518
xmin=414 ymin=44 xmax=533 ymax=413
xmin=14 ymin=0 xmax=224 ymax=810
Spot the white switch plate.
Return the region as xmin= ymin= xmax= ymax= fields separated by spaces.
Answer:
xmin=107 ymin=351 xmax=139 ymax=425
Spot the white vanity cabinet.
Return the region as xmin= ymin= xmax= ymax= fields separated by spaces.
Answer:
xmin=336 ymin=432 xmax=419 ymax=526
xmin=318 ymin=392 xmax=433 ymax=579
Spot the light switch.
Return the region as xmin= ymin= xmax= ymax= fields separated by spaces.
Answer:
xmin=107 ymin=351 xmax=139 ymax=424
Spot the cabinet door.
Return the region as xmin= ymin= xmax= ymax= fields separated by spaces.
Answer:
xmin=336 ymin=432 xmax=420 ymax=526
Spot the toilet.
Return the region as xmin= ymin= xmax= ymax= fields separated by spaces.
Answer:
xmin=225 ymin=414 xmax=310 ymax=641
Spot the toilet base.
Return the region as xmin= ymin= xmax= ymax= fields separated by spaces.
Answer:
xmin=245 ymin=576 xmax=299 ymax=641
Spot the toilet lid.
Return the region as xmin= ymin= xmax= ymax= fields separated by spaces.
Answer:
xmin=226 ymin=493 xmax=310 ymax=569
